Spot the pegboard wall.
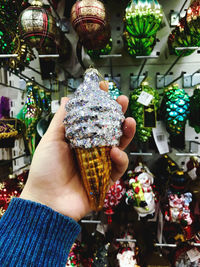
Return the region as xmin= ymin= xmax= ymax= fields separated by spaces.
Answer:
xmin=0 ymin=0 xmax=200 ymax=174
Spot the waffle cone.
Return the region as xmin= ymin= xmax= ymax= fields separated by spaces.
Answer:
xmin=75 ymin=146 xmax=112 ymax=211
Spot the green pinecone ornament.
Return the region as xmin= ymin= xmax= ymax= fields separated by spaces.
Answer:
xmin=189 ymin=86 xmax=200 ymax=133
xmin=129 ymin=82 xmax=159 ymax=143
xmin=161 ymin=85 xmax=190 ymax=149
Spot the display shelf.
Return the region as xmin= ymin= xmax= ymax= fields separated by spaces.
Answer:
xmin=0 ymin=54 xmax=18 ymax=58
xmin=81 ymin=220 xmax=101 ymax=224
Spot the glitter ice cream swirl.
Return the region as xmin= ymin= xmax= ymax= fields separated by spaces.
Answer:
xmin=64 ymin=70 xmax=125 ymax=149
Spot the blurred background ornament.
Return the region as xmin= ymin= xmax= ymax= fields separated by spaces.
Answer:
xmin=86 ymin=38 xmax=112 ymax=59
xmin=103 ymin=179 xmax=126 ymax=224
xmin=160 ymin=84 xmax=190 ymax=149
xmin=189 ymin=85 xmax=200 ymax=133
xmin=71 ymin=0 xmax=111 ymax=50
xmin=186 ymin=0 xmax=200 ymax=38
xmin=168 ymin=18 xmax=199 ymax=57
xmin=126 ymin=163 xmax=156 ymax=218
xmin=123 ymin=0 xmax=162 ymax=57
xmin=108 ymin=81 xmax=122 ymax=100
xmin=129 ymin=81 xmax=159 ymax=143
xmin=19 ymin=0 xmax=57 ymax=52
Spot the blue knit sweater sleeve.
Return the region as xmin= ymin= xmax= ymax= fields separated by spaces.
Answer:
xmin=0 ymin=198 xmax=81 ymax=267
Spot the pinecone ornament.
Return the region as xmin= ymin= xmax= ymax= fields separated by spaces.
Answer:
xmin=129 ymin=82 xmax=159 ymax=143
xmin=161 ymin=85 xmax=190 ymax=149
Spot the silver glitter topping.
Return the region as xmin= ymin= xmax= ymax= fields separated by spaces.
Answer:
xmin=64 ymin=69 xmax=125 ymax=149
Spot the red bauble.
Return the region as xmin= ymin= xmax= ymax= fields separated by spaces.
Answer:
xmin=71 ymin=0 xmax=111 ymax=50
xmin=104 ymin=179 xmax=126 ymax=224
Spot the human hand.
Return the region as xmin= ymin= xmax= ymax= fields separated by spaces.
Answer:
xmin=20 ymin=82 xmax=136 ymax=221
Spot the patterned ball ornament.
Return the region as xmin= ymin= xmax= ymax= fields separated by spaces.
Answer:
xmin=161 ymin=85 xmax=190 ymax=149
xmin=71 ymin=0 xmax=111 ymax=50
xmin=19 ymin=0 xmax=57 ymax=52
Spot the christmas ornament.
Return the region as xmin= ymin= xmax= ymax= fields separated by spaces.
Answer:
xmin=125 ymin=164 xmax=156 ymax=218
xmin=108 ymin=81 xmax=122 ymax=101
xmin=129 ymin=81 xmax=159 ymax=143
xmin=66 ymin=241 xmax=81 ymax=267
xmin=123 ymin=0 xmax=162 ymax=57
xmin=186 ymin=157 xmax=200 ymax=180
xmin=189 ymin=86 xmax=200 ymax=133
xmin=124 ymin=0 xmax=162 ymax=38
xmin=186 ymin=1 xmax=200 ymax=38
xmin=92 ymin=243 xmax=110 ymax=267
xmin=86 ymin=38 xmax=112 ymax=59
xmin=169 ymin=170 xmax=188 ymax=193
xmin=22 ymin=81 xmax=42 ymax=156
xmin=117 ymin=247 xmax=139 ymax=267
xmin=174 ymin=245 xmax=200 ymax=266
xmin=0 ymin=121 xmax=18 ymax=139
xmin=161 ymin=84 xmax=190 ymax=149
xmin=0 ymin=171 xmax=28 ymax=218
xmin=168 ymin=18 xmax=199 ymax=57
xmin=103 ymin=179 xmax=126 ymax=224
xmin=123 ymin=31 xmax=156 ymax=57
xmin=64 ymin=68 xmax=125 ymax=211
xmin=19 ymin=0 xmax=57 ymax=51
xmin=165 ymin=192 xmax=193 ymax=225
xmin=71 ymin=0 xmax=111 ymax=50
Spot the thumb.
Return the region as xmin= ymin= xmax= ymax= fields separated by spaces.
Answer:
xmin=44 ymin=97 xmax=69 ymax=140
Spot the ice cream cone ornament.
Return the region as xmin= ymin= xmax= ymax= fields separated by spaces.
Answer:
xmin=64 ymin=68 xmax=125 ymax=211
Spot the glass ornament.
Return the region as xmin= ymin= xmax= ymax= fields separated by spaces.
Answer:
xmin=71 ymin=0 xmax=111 ymax=50
xmin=129 ymin=81 xmax=159 ymax=143
xmin=86 ymin=38 xmax=112 ymax=59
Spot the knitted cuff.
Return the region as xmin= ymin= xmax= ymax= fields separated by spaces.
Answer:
xmin=0 ymin=198 xmax=81 ymax=267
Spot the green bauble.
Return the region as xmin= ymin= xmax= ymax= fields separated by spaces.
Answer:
xmin=124 ymin=0 xmax=163 ymax=38
xmin=168 ymin=18 xmax=199 ymax=57
xmin=86 ymin=38 xmax=112 ymax=59
xmin=129 ymin=82 xmax=159 ymax=142
xmin=123 ymin=30 xmax=156 ymax=56
xmin=189 ymin=87 xmax=200 ymax=133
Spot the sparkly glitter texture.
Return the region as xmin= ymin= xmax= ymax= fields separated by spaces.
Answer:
xmin=64 ymin=69 xmax=125 ymax=149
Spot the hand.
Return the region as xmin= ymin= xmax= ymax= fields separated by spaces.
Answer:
xmin=20 ymin=82 xmax=136 ymax=221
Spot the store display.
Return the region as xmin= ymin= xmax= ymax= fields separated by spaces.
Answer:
xmin=71 ymin=0 xmax=111 ymax=50
xmin=161 ymin=84 xmax=190 ymax=149
xmin=129 ymin=81 xmax=160 ymax=143
xmin=64 ymin=68 xmax=125 ymax=211
xmin=1 ymin=0 xmax=200 ymax=266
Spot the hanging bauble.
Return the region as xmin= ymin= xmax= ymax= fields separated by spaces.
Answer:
xmin=129 ymin=81 xmax=159 ymax=143
xmin=123 ymin=30 xmax=156 ymax=57
xmin=168 ymin=18 xmax=198 ymax=57
xmin=160 ymin=84 xmax=190 ymax=149
xmin=125 ymin=163 xmax=156 ymax=218
xmin=71 ymin=0 xmax=111 ymax=50
xmin=169 ymin=170 xmax=188 ymax=193
xmin=66 ymin=241 xmax=81 ymax=267
xmin=188 ymin=86 xmax=200 ymax=133
xmin=22 ymin=81 xmax=42 ymax=156
xmin=186 ymin=1 xmax=200 ymax=38
xmin=108 ymin=81 xmax=122 ymax=100
xmin=124 ymin=0 xmax=163 ymax=38
xmin=8 ymin=35 xmax=35 ymax=72
xmin=86 ymin=38 xmax=112 ymax=59
xmin=103 ymin=179 xmax=126 ymax=224
xmin=19 ymin=0 xmax=57 ymax=51
xmin=117 ymin=247 xmax=139 ymax=267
